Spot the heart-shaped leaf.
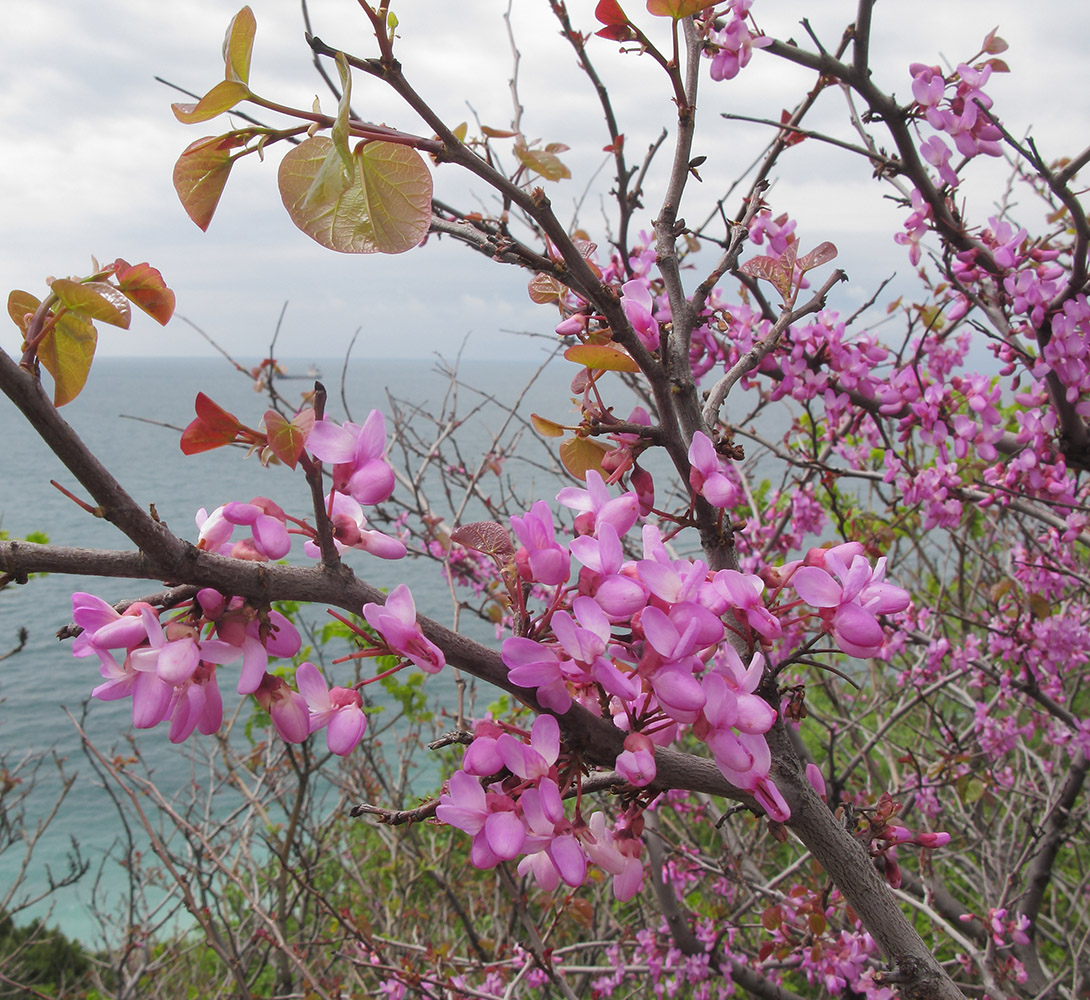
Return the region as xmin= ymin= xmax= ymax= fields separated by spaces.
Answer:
xmin=564 ymin=343 xmax=640 ymax=372
xmin=278 ymin=136 xmax=433 ymax=254
xmin=595 ymin=0 xmax=636 ymax=38
xmin=50 ymin=279 xmax=131 ymax=329
xmin=528 ymin=272 xmax=564 ymax=304
xmin=181 ymin=393 xmax=243 ymax=454
xmin=113 ymin=261 xmax=176 ymax=326
xmin=559 ymin=436 xmax=612 ymax=480
xmin=174 ymin=136 xmax=236 ymax=231
xmin=646 ymin=0 xmax=707 ymax=18
xmin=222 ymin=6 xmax=257 ymax=85
xmin=451 ymin=521 xmax=515 ymax=560
xmin=513 ymin=142 xmax=571 ymax=182
xmin=172 ymin=80 xmax=250 ymax=125
xmin=7 ymin=290 xmax=42 ymax=335
xmin=38 ymin=312 xmax=98 ymax=406
xmin=796 ymin=241 xmax=838 ymax=273
xmin=264 ymin=408 xmax=314 ymax=469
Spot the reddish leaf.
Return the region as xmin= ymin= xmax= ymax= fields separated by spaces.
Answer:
xmin=983 ymin=57 xmax=1010 ymax=73
xmin=450 ymin=521 xmax=515 ymax=560
xmin=779 ymin=109 xmax=806 ymax=146
xmin=982 ymin=26 xmax=1008 ymax=55
xmin=595 ymin=0 xmax=630 ymax=24
xmin=264 ymin=408 xmax=313 ymax=469
xmin=7 ymin=290 xmax=42 ymax=336
xmin=222 ymin=6 xmax=257 ymax=85
xmin=646 ymin=0 xmax=706 ymax=18
xmin=796 ymin=241 xmax=838 ymax=273
xmin=595 ymin=23 xmax=637 ymax=40
xmin=528 ymin=272 xmax=564 ymax=304
xmin=50 ymin=278 xmax=131 ymax=329
xmin=181 ymin=392 xmax=242 ymax=454
xmin=174 ymin=136 xmax=236 ymax=232
xmin=564 ymin=343 xmax=639 ymax=372
xmin=559 ymin=436 xmax=612 ymax=480
xmin=480 ymin=125 xmax=518 ymax=138
xmin=738 ymin=254 xmax=780 ymax=283
xmin=113 ymin=261 xmax=176 ymax=326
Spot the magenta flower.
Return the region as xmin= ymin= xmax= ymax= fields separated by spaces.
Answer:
xmin=363 ymin=584 xmax=445 ymax=674
xmin=306 ymin=410 xmax=396 ymax=505
xmin=254 ymin=673 xmax=309 ymax=743
xmin=303 ymin=491 xmax=406 ymax=560
xmin=167 ymin=664 xmax=223 ymax=743
xmin=436 ymin=770 xmax=526 ymax=867
xmin=687 ymin=431 xmax=739 ymax=508
xmin=615 ymin=732 xmax=656 ymax=787
xmin=501 ymin=637 xmax=573 ymax=713
xmin=792 ymin=545 xmax=910 ymax=657
xmin=556 ymin=469 xmax=640 ymax=538
xmin=510 ymin=501 xmax=570 ymax=586
xmin=620 ymin=278 xmax=660 ymax=351
xmin=295 ymin=661 xmax=367 ymax=755
xmin=221 ymin=497 xmax=292 ymax=559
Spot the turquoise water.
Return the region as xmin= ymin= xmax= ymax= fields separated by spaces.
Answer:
xmin=0 ymin=353 xmax=591 ymax=943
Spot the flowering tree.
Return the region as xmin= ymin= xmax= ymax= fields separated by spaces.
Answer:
xmin=2 ymin=2 xmax=1089 ymax=998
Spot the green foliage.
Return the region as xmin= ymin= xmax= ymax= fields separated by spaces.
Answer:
xmin=0 ymin=911 xmax=93 ymax=995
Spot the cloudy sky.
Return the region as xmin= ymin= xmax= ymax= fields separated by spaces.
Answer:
xmin=2 ymin=1 xmax=1087 ymax=361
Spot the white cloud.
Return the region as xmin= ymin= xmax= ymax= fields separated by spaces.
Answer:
xmin=1 ymin=1 xmax=1087 ymax=361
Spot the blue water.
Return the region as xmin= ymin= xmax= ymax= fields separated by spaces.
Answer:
xmin=0 ymin=353 xmax=597 ymax=943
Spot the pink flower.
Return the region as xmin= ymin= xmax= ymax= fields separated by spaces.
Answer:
xmin=510 ymin=501 xmax=570 ymax=586
xmin=615 ymin=732 xmax=656 ymax=787
xmin=688 ymin=431 xmax=739 ymax=508
xmin=791 ymin=544 xmax=910 ymax=657
xmin=306 ymin=410 xmax=396 ymax=505
xmin=620 ymin=278 xmax=660 ymax=351
xmin=221 ymin=497 xmax=292 ymax=559
xmin=255 ymin=673 xmax=310 ymax=743
xmin=363 ymin=584 xmax=445 ymax=674
xmin=303 ymin=491 xmax=406 ymax=560
xmin=295 ymin=661 xmax=367 ymax=755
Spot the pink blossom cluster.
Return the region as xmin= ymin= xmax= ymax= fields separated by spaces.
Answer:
xmin=703 ymin=0 xmax=772 ymax=82
xmin=437 ymin=714 xmax=646 ymax=900
xmin=910 ymin=61 xmax=1003 ymax=162
xmin=74 ymin=588 xmax=301 ymax=743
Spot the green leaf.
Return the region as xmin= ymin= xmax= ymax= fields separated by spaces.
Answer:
xmin=331 ymin=52 xmax=354 ymax=172
xmin=278 ymin=136 xmax=433 ymax=254
xmin=112 ymin=260 xmax=176 ymax=326
xmin=564 ymin=343 xmax=639 ymax=372
xmin=38 ymin=312 xmax=97 ymax=406
xmin=646 ymin=0 xmax=706 ymax=17
xmin=264 ymin=408 xmax=314 ymax=469
xmin=7 ymin=290 xmax=42 ymax=336
xmin=222 ymin=6 xmax=257 ymax=85
xmin=558 ymin=436 xmax=612 ymax=480
xmin=174 ymin=136 xmax=236 ymax=231
xmin=50 ymin=279 xmax=131 ymax=329
xmin=172 ymin=80 xmax=250 ymax=125
xmin=513 ymin=141 xmax=571 ymax=182
xmin=531 ymin=413 xmax=566 ymax=438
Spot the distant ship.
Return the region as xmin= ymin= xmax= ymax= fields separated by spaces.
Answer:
xmin=275 ymin=363 xmax=323 ymax=381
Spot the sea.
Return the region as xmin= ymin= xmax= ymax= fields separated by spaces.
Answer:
xmin=0 ymin=353 xmax=609 ymax=945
